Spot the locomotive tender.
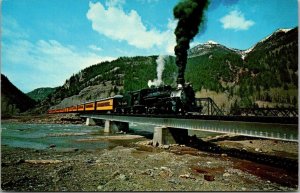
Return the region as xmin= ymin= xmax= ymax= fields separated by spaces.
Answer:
xmin=48 ymin=83 xmax=199 ymax=115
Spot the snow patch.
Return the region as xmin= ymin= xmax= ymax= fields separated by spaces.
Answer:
xmin=240 ymin=28 xmax=291 ymax=60
xmin=202 ymin=40 xmax=219 ymax=48
xmin=276 ymin=28 xmax=292 ymax=33
xmin=206 ymin=40 xmax=218 ymax=45
xmin=240 ymin=47 xmax=253 ymax=60
xmin=260 ymin=28 xmax=292 ymax=43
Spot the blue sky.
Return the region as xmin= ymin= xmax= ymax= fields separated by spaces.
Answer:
xmin=1 ymin=0 xmax=298 ymax=92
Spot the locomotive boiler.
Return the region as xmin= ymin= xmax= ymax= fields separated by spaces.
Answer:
xmin=125 ymin=83 xmax=197 ymax=114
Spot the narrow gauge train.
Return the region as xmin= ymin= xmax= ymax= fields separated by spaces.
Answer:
xmin=48 ymin=84 xmax=200 ymax=115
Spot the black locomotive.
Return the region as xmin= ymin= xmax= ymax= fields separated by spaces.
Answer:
xmin=124 ymin=83 xmax=198 ymax=114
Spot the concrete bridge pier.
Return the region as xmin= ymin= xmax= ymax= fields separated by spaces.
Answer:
xmin=153 ymin=127 xmax=188 ymax=146
xmin=86 ymin=118 xmax=96 ymax=126
xmin=104 ymin=120 xmax=129 ymax=133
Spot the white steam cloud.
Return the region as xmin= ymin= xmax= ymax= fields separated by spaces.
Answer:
xmin=148 ymin=55 xmax=167 ymax=88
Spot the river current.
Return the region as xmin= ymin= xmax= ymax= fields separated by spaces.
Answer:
xmin=1 ymin=122 xmax=222 ymax=150
xmin=1 ymin=123 xmax=122 ymax=150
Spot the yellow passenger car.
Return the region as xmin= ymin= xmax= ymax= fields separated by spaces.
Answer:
xmin=85 ymin=102 xmax=95 ymax=111
xmin=95 ymin=95 xmax=123 ymax=113
xmin=77 ymin=104 xmax=85 ymax=111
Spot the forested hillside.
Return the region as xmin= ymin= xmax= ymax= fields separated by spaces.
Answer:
xmin=34 ymin=27 xmax=297 ymax=113
xmin=27 ymin=87 xmax=57 ymax=102
xmin=1 ymin=74 xmax=37 ymax=117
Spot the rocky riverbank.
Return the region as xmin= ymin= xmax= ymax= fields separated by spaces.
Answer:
xmin=1 ymin=140 xmax=298 ymax=191
xmin=1 ymin=113 xmax=85 ymax=125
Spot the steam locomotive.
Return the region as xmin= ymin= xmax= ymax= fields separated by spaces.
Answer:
xmin=48 ymin=83 xmax=200 ymax=115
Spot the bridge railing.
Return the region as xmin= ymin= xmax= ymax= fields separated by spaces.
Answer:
xmin=195 ymin=97 xmax=224 ymax=116
xmin=231 ymin=107 xmax=298 ymax=117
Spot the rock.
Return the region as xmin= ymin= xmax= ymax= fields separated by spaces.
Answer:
xmin=223 ymin=172 xmax=230 ymax=177
xmin=57 ymin=148 xmax=79 ymax=153
xmin=86 ymin=159 xmax=95 ymax=164
xmin=49 ymin=144 xmax=56 ymax=148
xmin=204 ymin=174 xmax=215 ymax=181
xmin=118 ymin=174 xmax=128 ymax=181
xmin=24 ymin=160 xmax=62 ymax=164
xmin=255 ymin=148 xmax=262 ymax=152
xmin=179 ymin=174 xmax=195 ymax=180
xmin=112 ymin=171 xmax=120 ymax=178
xmin=141 ymin=169 xmax=153 ymax=176
xmin=159 ymin=167 xmax=173 ymax=177
xmin=16 ymin=159 xmax=25 ymax=164
xmin=146 ymin=141 xmax=153 ymax=145
xmin=221 ymin=153 xmax=227 ymax=157
xmin=162 ymin=145 xmax=170 ymax=149
xmin=168 ymin=179 xmax=179 ymax=184
xmin=97 ymin=185 xmax=103 ymax=190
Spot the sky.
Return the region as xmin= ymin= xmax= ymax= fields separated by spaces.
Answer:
xmin=1 ymin=0 xmax=298 ymax=93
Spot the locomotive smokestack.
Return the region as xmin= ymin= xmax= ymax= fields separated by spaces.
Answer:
xmin=173 ymin=0 xmax=209 ymax=85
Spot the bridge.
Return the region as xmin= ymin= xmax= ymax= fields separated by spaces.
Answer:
xmin=80 ymin=114 xmax=298 ymax=145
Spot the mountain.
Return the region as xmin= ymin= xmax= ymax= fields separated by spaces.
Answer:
xmin=186 ymin=27 xmax=298 ymax=111
xmin=1 ymin=74 xmax=37 ymax=117
xmin=27 ymin=87 xmax=57 ymax=102
xmin=35 ymin=27 xmax=297 ymax=114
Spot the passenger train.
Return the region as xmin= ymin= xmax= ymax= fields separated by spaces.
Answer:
xmin=48 ymin=84 xmax=200 ymax=115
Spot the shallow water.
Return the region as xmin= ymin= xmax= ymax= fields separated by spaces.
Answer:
xmin=1 ymin=122 xmax=222 ymax=150
xmin=1 ymin=123 xmax=120 ymax=150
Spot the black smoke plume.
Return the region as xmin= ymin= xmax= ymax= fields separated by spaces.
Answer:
xmin=173 ymin=0 xmax=209 ymax=85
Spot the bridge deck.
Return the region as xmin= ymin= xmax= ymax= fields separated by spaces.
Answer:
xmin=80 ymin=114 xmax=298 ymax=142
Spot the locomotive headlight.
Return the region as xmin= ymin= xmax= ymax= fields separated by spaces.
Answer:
xmin=170 ymin=90 xmax=182 ymax=98
xmin=171 ymin=88 xmax=188 ymax=104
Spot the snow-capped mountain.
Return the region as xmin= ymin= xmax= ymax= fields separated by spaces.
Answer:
xmin=188 ymin=27 xmax=296 ymax=61
xmin=186 ymin=27 xmax=297 ymax=95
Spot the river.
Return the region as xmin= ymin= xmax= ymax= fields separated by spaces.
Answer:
xmin=1 ymin=122 xmax=222 ymax=150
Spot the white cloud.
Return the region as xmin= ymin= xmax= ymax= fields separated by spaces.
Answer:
xmin=163 ymin=19 xmax=177 ymax=55
xmin=220 ymin=10 xmax=255 ymax=31
xmin=2 ymin=16 xmax=116 ymax=92
xmin=105 ymin=0 xmax=125 ymax=8
xmin=2 ymin=39 xmax=115 ymax=92
xmin=86 ymin=1 xmax=174 ymax=52
xmin=88 ymin=44 xmax=103 ymax=52
xmin=2 ymin=16 xmax=29 ymax=39
xmin=136 ymin=0 xmax=159 ymax=3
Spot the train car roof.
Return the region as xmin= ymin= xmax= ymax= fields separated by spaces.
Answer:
xmin=95 ymin=95 xmax=123 ymax=102
xmin=82 ymin=95 xmax=123 ymax=104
